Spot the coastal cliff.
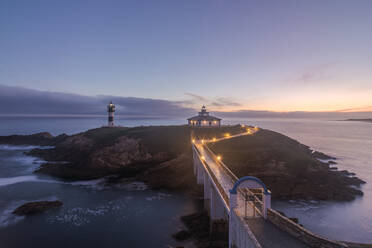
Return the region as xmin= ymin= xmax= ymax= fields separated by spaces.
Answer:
xmin=0 ymin=125 xmax=365 ymax=201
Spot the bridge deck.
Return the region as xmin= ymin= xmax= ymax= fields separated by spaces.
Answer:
xmin=195 ymin=142 xmax=309 ymax=248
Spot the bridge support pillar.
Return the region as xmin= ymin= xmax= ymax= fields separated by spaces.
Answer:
xmin=196 ymin=159 xmax=204 ymax=185
xmin=229 ymin=193 xmax=238 ymax=248
xmin=263 ymin=193 xmax=271 ymax=219
xmin=203 ymin=172 xmax=211 ymax=213
xmin=192 ymin=149 xmax=197 ymax=176
xmin=210 ymin=187 xmax=226 ymax=221
xmin=210 ymin=187 xmax=228 ymax=242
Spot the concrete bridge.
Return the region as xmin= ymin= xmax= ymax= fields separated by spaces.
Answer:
xmin=192 ymin=130 xmax=349 ymax=248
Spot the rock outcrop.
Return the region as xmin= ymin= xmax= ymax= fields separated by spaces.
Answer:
xmin=91 ymin=136 xmax=152 ymax=169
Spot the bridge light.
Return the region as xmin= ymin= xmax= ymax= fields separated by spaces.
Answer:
xmin=201 ymin=156 xmax=205 ymax=161
xmin=217 ymin=155 xmax=222 ymax=161
xmin=192 ymin=139 xmax=195 ymax=143
xmin=201 ymin=139 xmax=204 ymax=144
xmin=225 ymin=133 xmax=230 ymax=137
xmin=212 ymin=137 xmax=216 ymax=142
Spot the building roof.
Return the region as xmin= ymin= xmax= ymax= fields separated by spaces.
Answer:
xmin=188 ymin=105 xmax=222 ymax=121
xmin=187 ymin=115 xmax=221 ymax=121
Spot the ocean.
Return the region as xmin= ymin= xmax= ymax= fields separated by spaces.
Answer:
xmin=0 ymin=116 xmax=371 ymax=245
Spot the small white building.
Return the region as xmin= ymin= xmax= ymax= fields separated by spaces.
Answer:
xmin=187 ymin=106 xmax=221 ymax=127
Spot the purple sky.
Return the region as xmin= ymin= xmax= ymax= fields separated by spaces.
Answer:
xmin=1 ymin=0 xmax=372 ymax=112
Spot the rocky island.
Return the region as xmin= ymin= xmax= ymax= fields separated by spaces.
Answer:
xmin=0 ymin=125 xmax=365 ymax=201
xmin=344 ymin=119 xmax=372 ymax=123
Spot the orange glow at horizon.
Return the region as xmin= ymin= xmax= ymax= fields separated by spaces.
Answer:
xmin=196 ymin=102 xmax=372 ymax=113
xmin=185 ymin=90 xmax=372 ymax=113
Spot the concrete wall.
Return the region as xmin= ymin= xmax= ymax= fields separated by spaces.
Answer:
xmin=267 ymin=209 xmax=348 ymax=248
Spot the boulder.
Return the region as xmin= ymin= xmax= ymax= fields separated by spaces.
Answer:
xmin=172 ymin=230 xmax=191 ymax=241
xmin=12 ymin=201 xmax=63 ymax=216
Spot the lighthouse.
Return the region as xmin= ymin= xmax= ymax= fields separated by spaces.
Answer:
xmin=107 ymin=101 xmax=115 ymax=127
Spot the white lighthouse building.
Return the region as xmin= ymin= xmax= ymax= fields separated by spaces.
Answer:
xmin=107 ymin=101 xmax=116 ymax=127
xmin=187 ymin=105 xmax=221 ymax=127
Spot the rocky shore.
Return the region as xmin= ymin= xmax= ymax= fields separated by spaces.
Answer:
xmin=0 ymin=125 xmax=365 ymax=201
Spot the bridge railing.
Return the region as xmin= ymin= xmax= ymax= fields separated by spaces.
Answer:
xmin=193 ymin=144 xmax=230 ymax=208
xmin=202 ymin=144 xmax=265 ymax=218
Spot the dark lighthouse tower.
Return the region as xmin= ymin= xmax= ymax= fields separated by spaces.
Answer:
xmin=107 ymin=101 xmax=115 ymax=127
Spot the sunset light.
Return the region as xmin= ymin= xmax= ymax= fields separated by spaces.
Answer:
xmin=1 ymin=0 xmax=372 ymax=246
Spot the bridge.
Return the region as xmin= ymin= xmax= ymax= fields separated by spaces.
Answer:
xmin=192 ymin=129 xmax=349 ymax=248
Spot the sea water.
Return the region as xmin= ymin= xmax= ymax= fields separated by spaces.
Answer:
xmin=229 ymin=118 xmax=372 ymax=243
xmin=0 ymin=117 xmax=199 ymax=248
xmin=0 ymin=116 xmax=372 ymax=244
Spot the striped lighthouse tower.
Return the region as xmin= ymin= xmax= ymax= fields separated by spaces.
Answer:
xmin=107 ymin=101 xmax=115 ymax=127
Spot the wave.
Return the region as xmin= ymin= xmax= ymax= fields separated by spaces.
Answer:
xmin=0 ymin=204 xmax=25 ymax=228
xmin=0 ymin=175 xmax=107 ymax=189
xmin=0 ymin=145 xmax=54 ymax=151
xmin=6 ymin=156 xmax=46 ymax=165
xmin=0 ymin=174 xmax=150 ymax=194
xmin=0 ymin=175 xmax=60 ymax=187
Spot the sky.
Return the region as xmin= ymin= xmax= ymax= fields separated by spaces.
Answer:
xmin=1 ymin=0 xmax=372 ymax=114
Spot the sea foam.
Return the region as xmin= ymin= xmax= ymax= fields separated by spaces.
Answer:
xmin=0 ymin=175 xmax=106 ymax=189
xmin=0 ymin=145 xmax=53 ymax=151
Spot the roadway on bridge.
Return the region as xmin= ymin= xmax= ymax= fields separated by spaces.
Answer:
xmin=195 ymin=141 xmax=309 ymax=248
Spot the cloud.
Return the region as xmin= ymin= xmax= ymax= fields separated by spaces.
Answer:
xmin=215 ymin=109 xmax=372 ymax=119
xmin=0 ymin=85 xmax=194 ymax=118
xmin=184 ymin=93 xmax=207 ymax=102
xmin=286 ymin=63 xmax=335 ymax=85
xmin=1 ymin=84 xmax=370 ymax=120
xmin=184 ymin=93 xmax=242 ymax=108
xmin=334 ymin=106 xmax=372 ymax=112
xmin=211 ymin=97 xmax=242 ymax=107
